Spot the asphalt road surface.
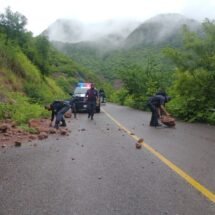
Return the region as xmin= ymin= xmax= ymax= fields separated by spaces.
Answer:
xmin=0 ymin=103 xmax=215 ymax=215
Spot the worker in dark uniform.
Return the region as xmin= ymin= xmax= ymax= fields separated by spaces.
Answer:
xmin=147 ymin=95 xmax=171 ymax=127
xmin=85 ymin=83 xmax=98 ymax=120
xmin=99 ymin=88 xmax=106 ymax=103
xmin=68 ymin=96 xmax=78 ymax=118
xmin=45 ymin=100 xmax=70 ymax=129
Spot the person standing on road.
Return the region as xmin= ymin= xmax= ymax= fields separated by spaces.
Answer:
xmin=68 ymin=96 xmax=78 ymax=119
xmin=99 ymin=88 xmax=106 ymax=103
xmin=45 ymin=100 xmax=70 ymax=129
xmin=85 ymin=83 xmax=98 ymax=120
xmin=147 ymin=94 xmax=171 ymax=127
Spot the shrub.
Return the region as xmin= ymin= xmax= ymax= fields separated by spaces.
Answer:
xmin=109 ymin=88 xmax=128 ymax=105
xmin=0 ymin=92 xmax=48 ymax=124
xmin=168 ymin=70 xmax=215 ymax=123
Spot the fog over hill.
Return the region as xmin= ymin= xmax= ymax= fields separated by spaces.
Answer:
xmin=46 ymin=13 xmax=205 ymax=84
xmin=43 ymin=13 xmax=202 ymax=51
xmin=42 ymin=19 xmax=141 ymax=44
xmin=124 ymin=13 xmax=201 ymax=48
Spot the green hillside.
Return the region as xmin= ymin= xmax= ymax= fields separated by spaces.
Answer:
xmin=1 ymin=8 xmax=214 ymax=125
xmin=0 ymin=8 xmax=103 ymax=125
xmin=51 ymin=14 xmax=199 ymax=85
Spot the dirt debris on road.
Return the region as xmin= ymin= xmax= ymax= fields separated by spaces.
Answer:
xmin=0 ymin=118 xmax=70 ymax=148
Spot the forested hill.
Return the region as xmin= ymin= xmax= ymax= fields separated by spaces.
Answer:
xmin=48 ymin=14 xmax=202 ymax=80
xmin=0 ymin=7 xmax=103 ymax=125
xmin=47 ymin=14 xmax=215 ymax=124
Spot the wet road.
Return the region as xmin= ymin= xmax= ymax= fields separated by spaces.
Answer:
xmin=0 ymin=103 xmax=215 ymax=215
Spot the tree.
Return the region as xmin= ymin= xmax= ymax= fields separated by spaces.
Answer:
xmin=164 ymin=20 xmax=215 ymax=123
xmin=0 ymin=7 xmax=27 ymax=44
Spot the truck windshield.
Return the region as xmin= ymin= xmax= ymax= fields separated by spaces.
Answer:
xmin=74 ymin=87 xmax=88 ymax=94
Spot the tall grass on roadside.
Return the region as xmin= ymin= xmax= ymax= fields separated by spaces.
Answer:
xmin=0 ymin=92 xmax=49 ymax=124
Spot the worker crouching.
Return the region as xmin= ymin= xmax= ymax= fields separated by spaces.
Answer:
xmin=45 ymin=100 xmax=71 ymax=129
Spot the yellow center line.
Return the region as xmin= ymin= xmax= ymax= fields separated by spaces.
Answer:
xmin=102 ymin=108 xmax=215 ymax=203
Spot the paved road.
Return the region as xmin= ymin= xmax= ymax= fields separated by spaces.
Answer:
xmin=0 ymin=103 xmax=214 ymax=215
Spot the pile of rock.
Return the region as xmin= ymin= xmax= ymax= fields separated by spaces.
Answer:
xmin=0 ymin=118 xmax=70 ymax=148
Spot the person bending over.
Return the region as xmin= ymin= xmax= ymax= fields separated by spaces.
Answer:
xmin=147 ymin=95 xmax=171 ymax=127
xmin=45 ymin=100 xmax=70 ymax=129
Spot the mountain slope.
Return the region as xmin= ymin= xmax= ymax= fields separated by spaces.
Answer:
xmin=49 ymin=14 xmax=201 ymax=82
xmin=124 ymin=13 xmax=201 ymax=48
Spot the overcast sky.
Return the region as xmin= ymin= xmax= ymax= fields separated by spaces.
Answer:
xmin=1 ymin=0 xmax=215 ymax=36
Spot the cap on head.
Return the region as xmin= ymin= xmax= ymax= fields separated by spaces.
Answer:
xmin=156 ymin=91 xmax=167 ymax=97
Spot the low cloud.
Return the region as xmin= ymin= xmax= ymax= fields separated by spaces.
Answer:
xmin=46 ymin=19 xmax=140 ymax=43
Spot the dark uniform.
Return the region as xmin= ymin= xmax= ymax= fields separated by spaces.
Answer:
xmin=99 ymin=89 xmax=106 ymax=103
xmin=49 ymin=100 xmax=70 ymax=129
xmin=148 ymin=95 xmax=166 ymax=127
xmin=85 ymin=87 xmax=98 ymax=120
xmin=68 ymin=97 xmax=78 ymax=118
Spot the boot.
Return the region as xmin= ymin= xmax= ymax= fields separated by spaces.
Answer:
xmin=60 ymin=119 xmax=66 ymax=127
